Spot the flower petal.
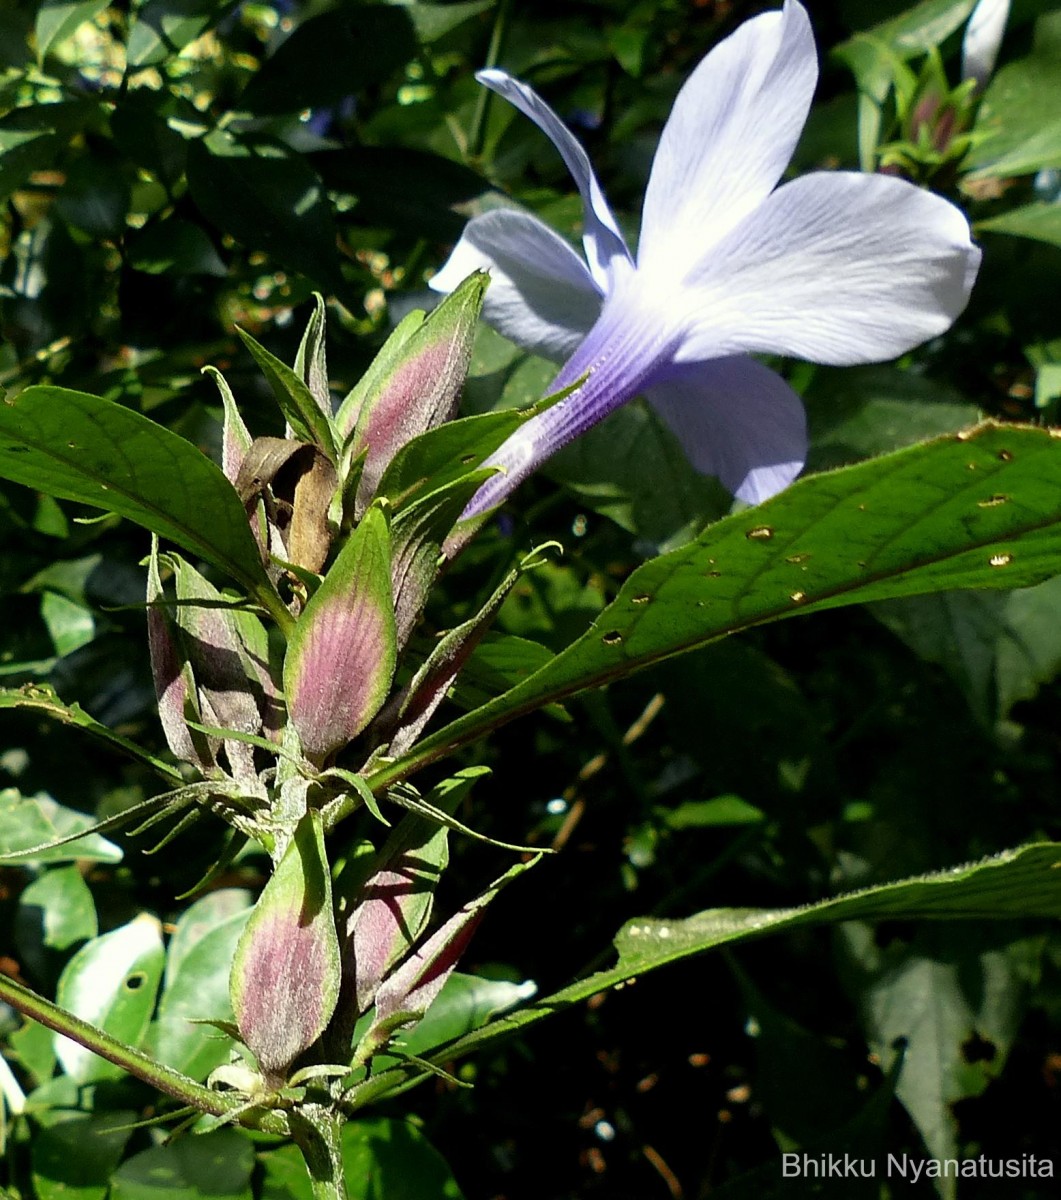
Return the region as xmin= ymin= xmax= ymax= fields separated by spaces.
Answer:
xmin=962 ymin=0 xmax=1010 ymax=88
xmin=638 ymin=0 xmax=817 ymax=273
xmin=646 ymin=357 xmax=807 ymax=504
xmin=476 ymin=69 xmax=633 ymax=289
xmin=429 ymin=209 xmax=603 ymax=360
xmin=464 ymin=287 xmax=684 ymax=516
xmin=675 ymin=171 xmax=981 ymax=366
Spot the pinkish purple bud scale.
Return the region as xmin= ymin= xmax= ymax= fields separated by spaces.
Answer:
xmin=283 ymin=505 xmax=397 ymax=765
xmin=229 ymin=811 xmax=340 ymax=1083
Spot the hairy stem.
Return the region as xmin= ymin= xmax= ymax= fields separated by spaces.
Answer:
xmin=0 ymin=972 xmax=288 ymax=1134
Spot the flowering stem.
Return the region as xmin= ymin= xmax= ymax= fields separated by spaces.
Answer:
xmin=468 ymin=0 xmax=512 ymax=160
xmin=0 ymin=972 xmax=289 ymax=1134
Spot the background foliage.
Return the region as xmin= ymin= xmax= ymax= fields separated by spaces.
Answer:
xmin=1 ymin=0 xmax=1060 ymax=1197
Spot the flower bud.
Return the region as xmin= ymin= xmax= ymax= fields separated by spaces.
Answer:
xmin=283 ymin=505 xmax=396 ymax=764
xmin=344 ymin=271 xmax=488 ymax=513
xmin=229 ymin=811 xmax=340 ymax=1084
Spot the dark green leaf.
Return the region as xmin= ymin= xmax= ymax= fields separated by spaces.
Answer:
xmin=239 ymin=6 xmax=417 ymax=115
xmin=977 ymin=202 xmax=1061 ymax=248
xmin=0 ymin=685 xmax=183 ymax=783
xmin=32 ymin=1110 xmax=135 ymax=1200
xmin=35 ymin=0 xmax=110 ymax=62
xmin=0 ymin=387 xmax=275 ymax=602
xmin=236 ymin=326 xmax=336 ymax=459
xmin=187 ymin=131 xmax=346 ymax=297
xmin=111 ymin=1130 xmax=254 ymax=1200
xmin=259 ymin=1118 xmax=464 ymax=1200
xmin=127 ymin=218 xmax=226 ymax=276
xmin=126 ymin=0 xmax=236 ymax=69
xmin=314 ymin=147 xmax=489 ymax=241
xmin=805 ymin=365 xmax=980 ymax=472
xmin=421 ymin=842 xmax=1061 ymax=1070
xmin=409 ymin=424 xmax=1061 ymax=767
xmin=838 ymin=924 xmax=1042 ymax=1188
xmin=966 ymin=55 xmax=1061 ymax=178
xmin=0 ymin=788 xmax=122 ymax=865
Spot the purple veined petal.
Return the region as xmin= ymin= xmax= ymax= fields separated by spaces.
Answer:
xmin=476 ymin=69 xmax=633 ymax=289
xmin=962 ymin=0 xmax=1010 ymax=88
xmin=463 ymin=287 xmax=685 ymax=517
xmin=429 ymin=209 xmax=604 ymax=361
xmin=675 ymin=171 xmax=981 ymax=367
xmin=646 ymin=356 xmax=807 ymax=505
xmin=638 ymin=0 xmax=818 ymax=273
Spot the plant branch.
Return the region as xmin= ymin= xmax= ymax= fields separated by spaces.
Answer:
xmin=0 ymin=972 xmax=289 ymax=1134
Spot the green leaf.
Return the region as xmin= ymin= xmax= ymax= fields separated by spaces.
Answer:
xmin=312 ymin=147 xmax=488 ymax=242
xmin=260 ymin=1118 xmax=464 ymax=1200
xmin=374 ymin=409 xmax=525 ymax=513
xmin=16 ymin=865 xmax=97 ymax=968
xmin=35 ymin=0 xmax=110 ymax=62
xmin=805 ymin=364 xmax=980 ymax=472
xmin=239 ymin=6 xmax=417 ymax=115
xmin=236 ymin=326 xmax=336 ymax=460
xmin=416 ymin=842 xmax=1061 ymax=1072
xmin=977 ymin=202 xmax=1061 ymax=248
xmin=126 ymin=0 xmax=235 ymax=69
xmin=187 ymin=131 xmax=346 ymax=298
xmin=150 ymin=890 xmax=251 ymax=1080
xmin=406 ymin=424 xmax=1061 ymax=770
xmin=966 ymin=55 xmax=1061 ymax=178
xmin=54 ymin=914 xmax=165 ymax=1083
xmin=0 ymin=387 xmax=275 ymax=604
xmin=399 ymin=0 xmax=493 ymax=42
xmin=396 ymin=972 xmax=537 ymax=1059
xmin=53 ymin=150 xmax=130 ymax=240
xmin=547 ymin=400 xmax=731 ymax=550
xmin=127 ymin=218 xmax=227 ymax=276
xmin=0 ymin=788 xmax=122 ymax=865
xmin=32 ymin=1110 xmax=135 ymax=1200
xmin=838 ymin=924 xmax=1042 ymax=1191
xmin=0 ymin=684 xmax=183 ymax=783
xmin=111 ymin=1130 xmax=254 ymax=1200
xmin=874 ymin=573 xmax=1061 ymax=725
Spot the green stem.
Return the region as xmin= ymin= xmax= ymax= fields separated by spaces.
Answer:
xmin=252 ymin=580 xmax=296 ymax=639
xmin=0 ymin=972 xmax=288 ymax=1134
xmin=291 ymin=1104 xmax=347 ymax=1200
xmin=467 ymin=0 xmax=513 ymax=161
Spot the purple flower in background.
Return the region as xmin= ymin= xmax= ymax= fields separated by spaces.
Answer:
xmin=430 ymin=0 xmax=981 ymax=517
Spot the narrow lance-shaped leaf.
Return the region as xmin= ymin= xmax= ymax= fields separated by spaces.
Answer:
xmin=362 ymin=854 xmax=540 ymax=1056
xmin=389 ymin=545 xmax=556 ymax=758
xmin=204 ymin=366 xmax=253 ymax=486
xmin=341 ymin=769 xmax=486 ymax=1021
xmin=284 ymin=505 xmax=397 ymax=764
xmin=171 ymin=556 xmax=277 ymax=783
xmin=395 ymin=423 xmax=1061 ymax=780
xmin=229 ymin=811 xmax=340 ymax=1084
xmin=389 ymin=469 xmax=493 ymax=650
xmin=349 ymin=271 xmax=488 ymax=513
xmin=236 ymin=326 xmax=338 ymax=463
xmin=294 ymin=293 xmax=330 ymax=416
xmin=147 ymin=540 xmax=217 ymax=774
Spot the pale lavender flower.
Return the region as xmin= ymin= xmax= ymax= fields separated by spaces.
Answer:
xmin=430 ymin=0 xmax=981 ymax=516
xmin=962 ymin=0 xmax=1010 ymax=90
